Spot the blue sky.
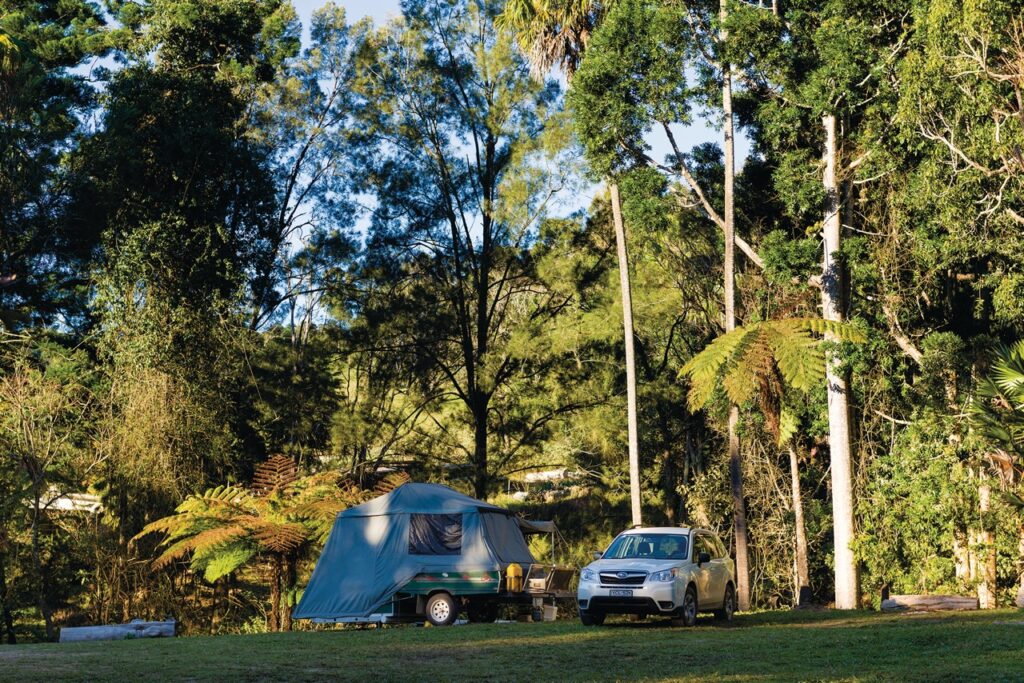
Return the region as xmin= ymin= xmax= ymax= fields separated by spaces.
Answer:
xmin=294 ymin=0 xmax=400 ymax=29
xmin=289 ymin=0 xmax=749 ymax=215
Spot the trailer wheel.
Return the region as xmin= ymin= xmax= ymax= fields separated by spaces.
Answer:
xmin=466 ymin=600 xmax=499 ymax=623
xmin=425 ymin=592 xmax=458 ymax=626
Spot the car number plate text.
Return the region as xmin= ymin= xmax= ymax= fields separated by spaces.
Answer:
xmin=609 ymin=589 xmax=633 ymax=597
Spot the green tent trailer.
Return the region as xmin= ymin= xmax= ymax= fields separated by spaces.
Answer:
xmin=293 ymin=482 xmax=575 ymax=626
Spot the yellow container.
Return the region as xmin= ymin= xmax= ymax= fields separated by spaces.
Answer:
xmin=506 ymin=563 xmax=523 ymax=592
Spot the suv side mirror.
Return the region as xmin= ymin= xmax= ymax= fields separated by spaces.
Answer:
xmin=592 ymin=550 xmax=603 ymax=560
xmin=697 ymin=552 xmax=711 ymax=565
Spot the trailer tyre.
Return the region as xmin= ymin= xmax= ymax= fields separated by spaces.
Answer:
xmin=425 ymin=592 xmax=458 ymax=626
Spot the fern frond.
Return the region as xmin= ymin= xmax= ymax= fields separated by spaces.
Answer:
xmin=723 ymin=328 xmax=773 ymax=405
xmin=252 ymin=522 xmax=308 ymax=553
xmin=252 ymin=455 xmax=298 ymax=495
xmin=681 ymin=326 xmax=755 ymax=409
xmin=286 ymin=498 xmax=349 ymax=521
xmin=766 ymin=324 xmax=824 ymax=392
xmin=198 ymin=543 xmax=255 ymax=583
xmin=186 ymin=525 xmax=248 ymax=555
xmin=132 ymin=516 xmax=184 ymax=544
xmin=783 ymin=318 xmax=867 ymax=343
xmin=151 ymin=536 xmax=199 ymax=571
xmin=375 ymin=471 xmax=411 ymax=495
xmin=778 ymin=408 xmax=799 ymax=447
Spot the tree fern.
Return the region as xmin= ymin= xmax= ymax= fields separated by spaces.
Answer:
xmin=133 ymin=455 xmax=376 ymax=630
xmin=681 ymin=326 xmax=756 ymax=409
xmin=680 ymin=317 xmax=865 ymax=444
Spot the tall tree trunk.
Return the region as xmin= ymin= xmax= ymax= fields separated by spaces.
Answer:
xmin=720 ymin=1 xmax=751 ymax=611
xmin=789 ymin=446 xmax=810 ymax=606
xmin=953 ymin=527 xmax=971 ymax=585
xmin=268 ymin=555 xmax=282 ymax=632
xmin=977 ymin=478 xmax=997 ymax=609
xmin=29 ymin=495 xmax=54 ymax=641
xmin=472 ymin=398 xmax=489 ymax=499
xmin=822 ymin=113 xmax=858 ymax=609
xmin=282 ymin=557 xmax=296 ymax=632
xmin=1016 ymin=523 xmax=1024 ymax=608
xmin=610 ymin=183 xmax=642 ymax=526
xmin=0 ymin=551 xmax=15 ymax=644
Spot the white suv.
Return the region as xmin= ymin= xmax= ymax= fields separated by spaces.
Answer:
xmin=576 ymin=527 xmax=736 ymax=626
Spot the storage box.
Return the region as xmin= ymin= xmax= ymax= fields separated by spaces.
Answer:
xmin=542 ymin=605 xmax=558 ymax=622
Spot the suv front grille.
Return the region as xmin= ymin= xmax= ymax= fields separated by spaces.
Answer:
xmin=599 ymin=571 xmax=648 ymax=586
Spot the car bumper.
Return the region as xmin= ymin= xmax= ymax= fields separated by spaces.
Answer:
xmin=577 ymin=581 xmax=680 ymax=615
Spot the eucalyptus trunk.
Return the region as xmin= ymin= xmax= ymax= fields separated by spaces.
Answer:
xmin=472 ymin=399 xmax=489 ymax=499
xmin=789 ymin=446 xmax=810 ymax=605
xmin=610 ymin=182 xmax=642 ymax=527
xmin=1016 ymin=523 xmax=1024 ymax=608
xmin=721 ymin=0 xmax=750 ymax=611
xmin=822 ymin=113 xmax=858 ymax=609
xmin=0 ymin=551 xmax=15 ymax=644
xmin=977 ymin=479 xmax=997 ymax=609
xmin=268 ymin=555 xmax=282 ymax=632
xmin=28 ymin=489 xmax=55 ymax=641
xmin=282 ymin=556 xmax=296 ymax=632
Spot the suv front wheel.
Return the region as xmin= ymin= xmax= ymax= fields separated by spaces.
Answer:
xmin=714 ymin=584 xmax=736 ymax=622
xmin=671 ymin=586 xmax=698 ymax=627
xmin=579 ymin=610 xmax=605 ymax=626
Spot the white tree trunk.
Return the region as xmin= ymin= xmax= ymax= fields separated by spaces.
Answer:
xmin=789 ymin=446 xmax=811 ymax=605
xmin=721 ymin=0 xmax=750 ymax=611
xmin=1016 ymin=524 xmax=1024 ymax=608
xmin=977 ymin=480 xmax=997 ymax=609
xmin=610 ymin=183 xmax=642 ymax=527
xmin=822 ymin=113 xmax=858 ymax=610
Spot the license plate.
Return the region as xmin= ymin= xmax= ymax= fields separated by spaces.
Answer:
xmin=609 ymin=589 xmax=633 ymax=597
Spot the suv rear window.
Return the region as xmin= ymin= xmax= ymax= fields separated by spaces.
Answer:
xmin=604 ymin=533 xmax=688 ymax=560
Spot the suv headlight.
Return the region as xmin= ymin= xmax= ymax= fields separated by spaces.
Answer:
xmin=649 ymin=568 xmax=678 ymax=583
xmin=580 ymin=568 xmax=596 ymax=582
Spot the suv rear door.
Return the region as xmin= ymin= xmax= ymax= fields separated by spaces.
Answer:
xmin=692 ymin=534 xmax=714 ymax=609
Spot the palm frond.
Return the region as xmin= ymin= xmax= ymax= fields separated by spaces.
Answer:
xmin=971 ymin=341 xmax=1024 ymax=461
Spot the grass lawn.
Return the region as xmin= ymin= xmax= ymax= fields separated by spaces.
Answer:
xmin=1 ymin=609 xmax=1022 ymax=682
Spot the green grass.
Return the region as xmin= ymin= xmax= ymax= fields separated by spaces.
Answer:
xmin=1 ymin=609 xmax=1022 ymax=682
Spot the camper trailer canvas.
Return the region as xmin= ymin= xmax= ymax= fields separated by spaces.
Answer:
xmin=293 ymin=482 xmax=574 ymax=625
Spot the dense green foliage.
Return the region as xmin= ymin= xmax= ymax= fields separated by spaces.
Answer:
xmin=0 ymin=0 xmax=1023 ymax=642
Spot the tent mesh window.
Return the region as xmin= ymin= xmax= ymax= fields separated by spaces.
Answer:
xmin=408 ymin=513 xmax=463 ymax=555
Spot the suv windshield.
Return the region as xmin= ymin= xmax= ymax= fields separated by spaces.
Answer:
xmin=603 ymin=533 xmax=689 ymax=560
